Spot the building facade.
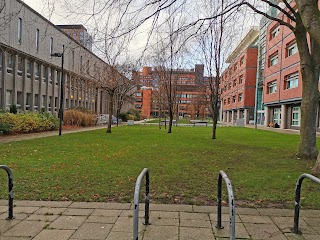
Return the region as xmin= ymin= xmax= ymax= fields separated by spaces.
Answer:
xmin=220 ymin=27 xmax=259 ymax=124
xmin=0 ymin=0 xmax=118 ymax=115
xmin=260 ymin=1 xmax=306 ymax=130
xmin=133 ymin=65 xmax=209 ymax=119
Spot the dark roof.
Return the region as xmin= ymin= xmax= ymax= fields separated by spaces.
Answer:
xmin=56 ymin=25 xmax=87 ymax=31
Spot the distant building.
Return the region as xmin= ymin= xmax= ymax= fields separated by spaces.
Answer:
xmin=57 ymin=25 xmax=93 ymax=51
xmin=133 ymin=65 xmax=210 ymax=119
xmin=220 ymin=27 xmax=259 ymax=124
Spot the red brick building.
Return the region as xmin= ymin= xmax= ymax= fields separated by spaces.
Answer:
xmin=133 ymin=65 xmax=210 ymax=119
xmin=221 ymin=27 xmax=259 ymax=124
xmin=262 ymin=2 xmax=303 ymax=129
xmin=57 ymin=25 xmax=93 ymax=51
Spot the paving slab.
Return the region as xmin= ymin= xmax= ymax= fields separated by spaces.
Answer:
xmin=257 ymin=208 xmax=294 ymax=217
xmin=25 ymin=214 xmax=59 ymax=222
xmin=106 ymin=231 xmax=143 ymax=240
xmin=85 ymin=216 xmax=118 ymax=224
xmin=91 ymin=209 xmax=122 ymax=217
xmin=0 ymin=206 xmax=8 ymax=214
xmin=209 ymin=213 xmax=241 ymax=222
xmin=150 ymin=217 xmax=179 ymax=226
xmin=69 ymin=202 xmax=131 ymax=210
xmin=3 ymin=221 xmax=47 ymax=238
xmin=192 ymin=205 xmax=217 ymax=213
xmin=32 ymin=229 xmax=75 ymax=240
xmin=149 ymin=204 xmax=193 ymax=212
xmin=213 ymin=222 xmax=250 ymax=239
xmin=180 ymin=226 xmax=214 ymax=240
xmin=0 ymin=237 xmax=31 ymax=240
xmin=143 ymin=225 xmax=178 ymax=240
xmin=0 ymin=219 xmax=21 ymax=234
xmin=62 ymin=208 xmax=94 ymax=216
xmin=111 ymin=216 xmax=143 ymax=233
xmin=239 ymin=215 xmax=273 ymax=224
xmin=180 ymin=212 xmax=210 ymax=221
xmin=180 ymin=219 xmax=211 ymax=228
xmin=150 ymin=211 xmax=179 ymax=219
xmin=244 ymin=222 xmax=287 ymax=239
xmin=12 ymin=207 xmax=40 ymax=214
xmin=0 ymin=213 xmax=28 ymax=220
xmin=13 ymin=201 xmax=72 ymax=208
xmin=70 ymin=222 xmax=112 ymax=239
xmin=271 ymin=216 xmax=317 ymax=234
xmin=49 ymin=216 xmax=87 ymax=230
xmin=236 ymin=207 xmax=260 ymax=215
xmin=34 ymin=207 xmax=67 ymax=215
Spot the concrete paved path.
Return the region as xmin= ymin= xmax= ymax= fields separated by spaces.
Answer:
xmin=0 ymin=200 xmax=319 ymax=239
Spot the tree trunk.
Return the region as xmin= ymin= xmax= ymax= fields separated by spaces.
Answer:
xmin=312 ymin=156 xmax=320 ymax=176
xmin=106 ymin=92 xmax=114 ymax=133
xmin=295 ymin=21 xmax=319 ymax=159
xmin=168 ymin=106 xmax=173 ymax=133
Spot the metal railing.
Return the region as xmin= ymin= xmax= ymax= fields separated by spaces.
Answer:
xmin=0 ymin=165 xmax=14 ymax=219
xmin=133 ymin=168 xmax=150 ymax=240
xmin=216 ymin=170 xmax=235 ymax=240
xmin=292 ymin=173 xmax=320 ymax=234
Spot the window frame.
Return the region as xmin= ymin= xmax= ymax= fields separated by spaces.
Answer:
xmin=285 ymin=72 xmax=299 ymax=89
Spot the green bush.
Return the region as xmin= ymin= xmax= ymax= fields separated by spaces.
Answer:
xmin=9 ymin=105 xmax=17 ymax=114
xmin=0 ymin=122 xmax=11 ymax=134
xmin=119 ymin=112 xmax=129 ymax=122
xmin=0 ymin=112 xmax=59 ymax=134
xmin=127 ymin=109 xmax=141 ymax=121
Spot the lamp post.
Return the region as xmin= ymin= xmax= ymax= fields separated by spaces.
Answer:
xmin=51 ymin=52 xmax=64 ymax=136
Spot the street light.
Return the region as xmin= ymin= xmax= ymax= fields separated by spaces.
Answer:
xmin=51 ymin=52 xmax=64 ymax=136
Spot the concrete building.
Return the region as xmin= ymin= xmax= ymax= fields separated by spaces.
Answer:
xmin=133 ymin=65 xmax=209 ymax=119
xmin=220 ymin=27 xmax=259 ymax=125
xmin=0 ymin=0 xmax=123 ymax=115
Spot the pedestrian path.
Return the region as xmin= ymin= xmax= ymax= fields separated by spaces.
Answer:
xmin=0 ymin=200 xmax=319 ymax=239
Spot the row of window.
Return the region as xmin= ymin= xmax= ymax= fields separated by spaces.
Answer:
xmin=223 ymin=75 xmax=244 ymax=91
xmin=223 ymin=93 xmax=243 ymax=105
xmin=267 ymin=72 xmax=299 ymax=94
xmin=222 ymin=57 xmax=245 ymax=80
xmin=5 ymin=90 xmax=94 ymax=111
xmin=272 ymin=107 xmax=300 ymax=126
xmin=268 ymin=41 xmax=298 ymax=67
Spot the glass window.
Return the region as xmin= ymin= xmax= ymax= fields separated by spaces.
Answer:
xmin=238 ymin=93 xmax=243 ymax=102
xmin=270 ymin=25 xmax=280 ymax=39
xmin=54 ymin=97 xmax=58 ymax=111
xmin=233 ymin=80 xmax=237 ymax=87
xmin=7 ymin=53 xmax=13 ymax=73
xmin=26 ymin=93 xmax=31 ymax=110
xmin=36 ymin=29 xmax=39 ymax=51
xmin=287 ymin=42 xmax=298 ymax=57
xmin=268 ymin=81 xmax=277 ymax=94
xmin=6 ymin=90 xmax=12 ymax=108
xmin=292 ymin=107 xmax=300 ymax=126
xmin=35 ymin=63 xmax=40 ymax=80
xmin=17 ymin=56 xmax=23 ymax=76
xmin=73 ymin=32 xmax=77 ymax=39
xmin=34 ymin=94 xmax=39 ymax=111
xmin=27 ymin=60 xmax=32 ymax=78
xmin=56 ymin=71 xmax=60 ymax=85
xmin=43 ymin=66 xmax=47 ymax=82
xmin=273 ymin=108 xmax=281 ymax=125
xmin=286 ymin=72 xmax=299 ymax=89
xmin=42 ymin=95 xmax=46 ymax=108
xmin=239 ymin=75 xmax=243 ymax=84
xmin=232 ymin=95 xmax=236 ymax=103
xmin=269 ymin=53 xmax=278 ymax=66
xmin=48 ymin=96 xmax=52 ymax=110
xmin=18 ymin=18 xmax=22 ymax=43
xmin=17 ymin=91 xmax=22 ymax=108
xmin=50 ymin=37 xmax=53 ymax=56
xmin=49 ymin=69 xmax=53 ymax=84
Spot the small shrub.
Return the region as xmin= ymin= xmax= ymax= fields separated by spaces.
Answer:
xmin=64 ymin=109 xmax=96 ymax=127
xmin=119 ymin=112 xmax=129 ymax=122
xmin=0 ymin=122 xmax=11 ymax=134
xmin=9 ymin=105 xmax=17 ymax=114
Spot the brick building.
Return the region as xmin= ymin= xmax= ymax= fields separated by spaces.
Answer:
xmin=56 ymin=25 xmax=93 ymax=51
xmin=220 ymin=27 xmax=259 ymax=124
xmin=133 ymin=65 xmax=209 ymax=119
xmin=261 ymin=1 xmax=304 ymax=129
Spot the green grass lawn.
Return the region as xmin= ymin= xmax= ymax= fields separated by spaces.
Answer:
xmin=147 ymin=118 xmax=212 ymax=124
xmin=0 ymin=126 xmax=319 ymax=208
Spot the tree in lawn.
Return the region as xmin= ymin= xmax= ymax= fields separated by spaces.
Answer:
xmin=197 ymin=0 xmax=230 ymax=139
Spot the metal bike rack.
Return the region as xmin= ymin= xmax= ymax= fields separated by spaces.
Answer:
xmin=133 ymin=168 xmax=150 ymax=240
xmin=292 ymin=173 xmax=320 ymax=234
xmin=0 ymin=165 xmax=14 ymax=219
xmin=216 ymin=170 xmax=235 ymax=240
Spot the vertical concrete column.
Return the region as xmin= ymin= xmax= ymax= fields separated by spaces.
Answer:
xmin=1 ymin=51 xmax=8 ymax=110
xmin=231 ymin=110 xmax=235 ymax=125
xmin=12 ymin=54 xmax=18 ymax=106
xmin=45 ymin=66 xmax=49 ymax=111
xmin=96 ymin=89 xmax=101 ymax=114
xmin=219 ymin=101 xmax=223 ymax=121
xmin=264 ymin=106 xmax=269 ymax=127
xmin=22 ymin=58 xmax=27 ymax=111
xmin=30 ymin=61 xmax=36 ymax=111
xmin=237 ymin=109 xmax=240 ymax=120
xmin=280 ymin=104 xmax=287 ymax=129
xmin=226 ymin=110 xmax=230 ymax=123
xmin=39 ymin=64 xmax=43 ymax=110
xmin=53 ymin=69 xmax=57 ymax=114
xmin=244 ymin=109 xmax=248 ymax=124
